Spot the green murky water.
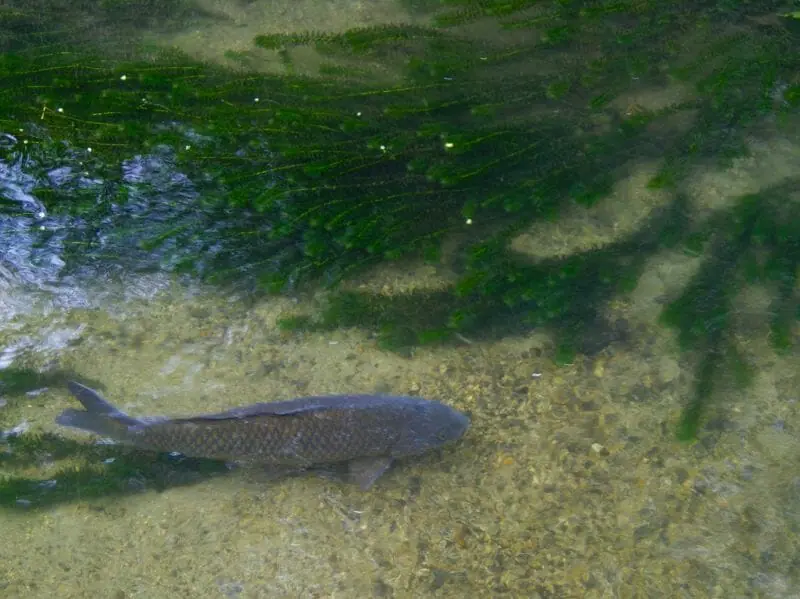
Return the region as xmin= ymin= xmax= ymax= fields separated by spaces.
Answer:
xmin=1 ymin=1 xmax=799 ymax=597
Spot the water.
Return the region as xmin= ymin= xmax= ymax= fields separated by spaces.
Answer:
xmin=2 ymin=1 xmax=800 ymax=597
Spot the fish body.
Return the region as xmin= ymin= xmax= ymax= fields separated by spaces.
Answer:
xmin=57 ymin=381 xmax=470 ymax=489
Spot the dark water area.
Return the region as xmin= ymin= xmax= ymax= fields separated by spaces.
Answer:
xmin=1 ymin=1 xmax=799 ymax=597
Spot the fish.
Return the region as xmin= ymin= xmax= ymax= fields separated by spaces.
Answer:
xmin=56 ymin=381 xmax=470 ymax=489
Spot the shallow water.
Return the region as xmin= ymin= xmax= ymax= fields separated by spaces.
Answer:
xmin=1 ymin=1 xmax=800 ymax=598
xmin=2 ymin=247 xmax=799 ymax=597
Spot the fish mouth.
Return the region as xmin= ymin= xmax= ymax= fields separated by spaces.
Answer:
xmin=450 ymin=411 xmax=471 ymax=441
xmin=459 ymin=412 xmax=471 ymax=432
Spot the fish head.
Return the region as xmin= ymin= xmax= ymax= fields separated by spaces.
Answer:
xmin=392 ymin=400 xmax=470 ymax=457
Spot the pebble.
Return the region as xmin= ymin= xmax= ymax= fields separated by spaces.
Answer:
xmin=659 ymin=356 xmax=681 ymax=383
xmin=593 ymin=359 xmax=605 ymax=377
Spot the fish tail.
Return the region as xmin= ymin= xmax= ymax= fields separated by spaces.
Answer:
xmin=56 ymin=381 xmax=141 ymax=438
xmin=55 ymin=408 xmax=133 ymax=438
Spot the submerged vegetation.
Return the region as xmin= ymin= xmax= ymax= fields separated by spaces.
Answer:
xmin=0 ymin=0 xmax=798 ymax=459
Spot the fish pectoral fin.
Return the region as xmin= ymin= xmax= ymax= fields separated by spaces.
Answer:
xmin=348 ymin=456 xmax=393 ymax=490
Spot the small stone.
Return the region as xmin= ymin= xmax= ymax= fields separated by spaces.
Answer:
xmin=430 ymin=569 xmax=452 ymax=591
xmin=659 ymin=356 xmax=681 ymax=383
xmin=373 ymin=579 xmax=393 ymax=597
xmin=453 ymin=524 xmax=469 ymax=548
xmin=500 ymin=454 xmax=514 ymax=466
xmin=217 ymin=581 xmax=244 ymax=598
xmin=592 ymin=359 xmax=605 ymax=377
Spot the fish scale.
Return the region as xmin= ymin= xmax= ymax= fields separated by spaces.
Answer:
xmin=56 ymin=381 xmax=470 ymax=489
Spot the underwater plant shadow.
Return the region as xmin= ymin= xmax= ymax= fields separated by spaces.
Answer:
xmin=0 ymin=432 xmax=232 ymax=511
xmin=0 ymin=367 xmax=78 ymax=399
xmin=280 ymin=194 xmax=689 ymax=359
